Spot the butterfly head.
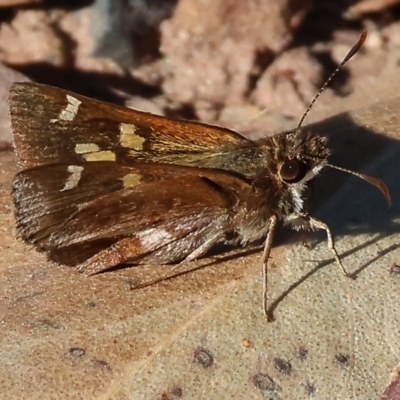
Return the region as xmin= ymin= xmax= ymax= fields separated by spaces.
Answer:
xmin=272 ymin=130 xmax=330 ymax=189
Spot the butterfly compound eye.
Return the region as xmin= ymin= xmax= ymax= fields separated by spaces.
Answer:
xmin=280 ymin=159 xmax=308 ymax=183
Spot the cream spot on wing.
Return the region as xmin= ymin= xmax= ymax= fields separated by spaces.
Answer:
xmin=54 ymin=95 xmax=82 ymax=122
xmin=119 ymin=123 xmax=145 ymax=150
xmin=122 ymin=173 xmax=142 ymax=188
xmin=83 ymin=151 xmax=116 ymax=161
xmin=75 ymin=143 xmax=100 ymax=154
xmin=138 ymin=228 xmax=174 ymax=250
xmin=61 ymin=165 xmax=84 ymax=191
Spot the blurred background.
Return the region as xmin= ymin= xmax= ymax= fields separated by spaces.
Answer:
xmin=1 ymin=0 xmax=399 ymax=142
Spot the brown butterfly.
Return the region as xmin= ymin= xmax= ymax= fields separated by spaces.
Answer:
xmin=10 ymin=31 xmax=390 ymax=320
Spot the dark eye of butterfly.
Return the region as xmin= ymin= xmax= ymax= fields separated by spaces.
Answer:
xmin=279 ymin=159 xmax=309 ymax=184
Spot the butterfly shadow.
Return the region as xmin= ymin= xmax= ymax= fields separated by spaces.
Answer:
xmin=265 ymin=107 xmax=400 ymax=319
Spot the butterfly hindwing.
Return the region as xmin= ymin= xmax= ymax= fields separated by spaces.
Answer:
xmin=13 ymin=160 xmax=256 ymax=267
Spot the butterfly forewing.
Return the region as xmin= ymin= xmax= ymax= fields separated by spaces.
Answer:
xmin=9 ymin=82 xmax=249 ymax=169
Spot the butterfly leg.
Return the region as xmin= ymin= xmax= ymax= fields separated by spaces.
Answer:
xmin=262 ymin=215 xmax=278 ymax=322
xmin=184 ymin=233 xmax=226 ymax=261
xmin=306 ymin=215 xmax=355 ymax=279
xmin=287 ymin=213 xmax=355 ymax=279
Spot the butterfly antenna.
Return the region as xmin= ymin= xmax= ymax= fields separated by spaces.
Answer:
xmin=325 ymin=162 xmax=391 ymax=205
xmin=296 ymin=31 xmax=367 ymax=133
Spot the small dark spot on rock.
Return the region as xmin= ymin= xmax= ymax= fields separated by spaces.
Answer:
xmin=303 ymin=381 xmax=316 ymax=396
xmin=69 ymin=347 xmax=85 ymax=357
xmin=253 ymin=373 xmax=281 ymax=393
xmin=273 ymin=357 xmax=292 ymax=375
xmin=298 ymin=347 xmax=308 ymax=361
xmin=170 ymin=387 xmax=183 ymax=397
xmin=335 ymin=353 xmax=349 ymax=368
xmin=194 ymin=347 xmax=214 ymax=368
xmin=161 ymin=386 xmax=183 ymax=400
xmin=390 ymin=263 xmax=400 ymax=277
xmin=91 ymin=358 xmax=112 ymax=372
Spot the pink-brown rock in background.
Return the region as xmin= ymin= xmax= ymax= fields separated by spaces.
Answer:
xmin=157 ymin=0 xmax=311 ymax=121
